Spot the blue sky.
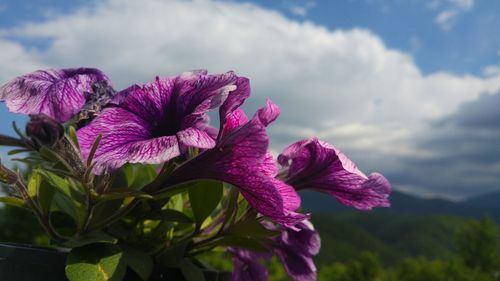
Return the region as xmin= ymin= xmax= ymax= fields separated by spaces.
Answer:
xmin=0 ymin=0 xmax=499 ymax=200
xmin=249 ymin=0 xmax=500 ymax=76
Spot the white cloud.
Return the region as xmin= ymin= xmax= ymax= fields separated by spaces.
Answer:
xmin=0 ymin=0 xmax=499 ymax=198
xmin=483 ymin=65 xmax=500 ymax=77
xmin=433 ymin=0 xmax=474 ymax=31
xmin=286 ymin=0 xmax=316 ymax=17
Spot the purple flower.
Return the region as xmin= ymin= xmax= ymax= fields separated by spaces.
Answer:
xmin=229 ymin=220 xmax=320 ymax=281
xmin=228 ymin=248 xmax=270 ymax=281
xmin=274 ymin=220 xmax=320 ymax=281
xmin=0 ymin=68 xmax=110 ymax=122
xmin=278 ymin=138 xmax=391 ymax=210
xmin=166 ymin=100 xmax=307 ymax=228
xmin=77 ymin=71 xmax=242 ymax=174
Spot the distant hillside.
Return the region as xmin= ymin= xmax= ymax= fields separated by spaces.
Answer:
xmin=463 ymin=190 xmax=500 ymax=209
xmin=300 ymin=190 xmax=500 ymax=221
xmin=311 ymin=213 xmax=471 ymax=265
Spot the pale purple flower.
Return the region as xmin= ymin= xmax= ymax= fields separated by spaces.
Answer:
xmin=166 ymin=100 xmax=307 ymax=228
xmin=0 ymin=68 xmax=109 ymax=122
xmin=278 ymin=138 xmax=391 ymax=210
xmin=274 ymin=220 xmax=320 ymax=281
xmin=77 ymin=71 xmax=243 ymax=173
xmin=228 ymin=248 xmax=270 ymax=281
xmin=229 ymin=219 xmax=320 ymax=281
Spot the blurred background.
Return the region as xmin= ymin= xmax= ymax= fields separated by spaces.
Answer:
xmin=1 ymin=0 xmax=500 ymax=280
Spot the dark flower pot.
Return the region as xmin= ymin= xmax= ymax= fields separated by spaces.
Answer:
xmin=0 ymin=243 xmax=231 ymax=281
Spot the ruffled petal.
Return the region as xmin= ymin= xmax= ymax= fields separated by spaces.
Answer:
xmin=119 ymin=77 xmax=175 ymax=125
xmin=176 ymin=71 xmax=238 ymax=129
xmin=176 ymin=127 xmax=215 ymax=149
xmin=280 ymin=139 xmax=391 ymax=210
xmin=167 ymin=100 xmax=307 ymax=227
xmin=219 ymin=77 xmax=250 ymax=136
xmin=228 ymin=248 xmax=269 ymax=281
xmin=222 ymin=108 xmax=248 ymax=135
xmin=0 ymin=68 xmax=109 ymax=122
xmin=77 ymin=107 xmax=180 ymax=174
xmin=275 ymin=220 xmax=320 ymax=281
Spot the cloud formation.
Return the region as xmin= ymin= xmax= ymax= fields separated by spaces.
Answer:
xmin=432 ymin=0 xmax=474 ymax=31
xmin=0 ymin=0 xmax=499 ymax=199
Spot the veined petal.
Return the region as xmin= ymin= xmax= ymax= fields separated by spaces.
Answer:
xmin=77 ymin=107 xmax=180 ymax=174
xmin=177 ymin=71 xmax=238 ymax=129
xmin=119 ymin=77 xmax=175 ymax=124
xmin=0 ymin=68 xmax=109 ymax=122
xmin=222 ymin=108 xmax=248 ymax=135
xmin=76 ymin=70 xmax=246 ymax=173
xmin=219 ymin=77 xmax=250 ymax=137
xmin=256 ymin=98 xmax=280 ymax=126
xmin=167 ymin=100 xmax=307 ymax=227
xmin=176 ymin=127 xmax=215 ymax=149
xmin=228 ymin=248 xmax=270 ymax=281
xmin=280 ymin=139 xmax=391 ymax=210
xmin=274 ymin=220 xmax=320 ymax=281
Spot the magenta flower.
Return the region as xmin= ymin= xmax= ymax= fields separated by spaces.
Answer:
xmin=274 ymin=220 xmax=320 ymax=281
xmin=230 ymin=219 xmax=320 ymax=281
xmin=278 ymin=139 xmax=391 ymax=210
xmin=0 ymin=68 xmax=109 ymax=122
xmin=166 ymin=100 xmax=307 ymax=228
xmin=77 ymin=71 xmax=243 ymax=173
xmin=228 ymin=248 xmax=270 ymax=281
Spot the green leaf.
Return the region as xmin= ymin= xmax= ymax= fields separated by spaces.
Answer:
xmin=27 ymin=171 xmax=42 ymax=198
xmin=37 ymin=179 xmax=55 ymax=214
xmin=155 ymin=239 xmax=191 ymax=267
xmin=122 ymin=246 xmax=153 ymax=281
xmin=88 ymin=199 xmax=125 ymax=230
xmin=7 ymin=148 xmax=31 ymax=155
xmin=0 ymin=196 xmax=25 ymax=207
xmin=180 ymin=258 xmax=205 ymax=281
xmin=123 ymin=164 xmax=157 ymax=189
xmin=206 ymin=236 xmax=271 ymax=252
xmin=99 ymin=188 xmax=153 ymax=201
xmin=66 ymin=244 xmax=126 ymax=281
xmin=220 ymin=184 xmax=240 ymax=229
xmin=64 ymin=232 xmax=118 ymax=248
xmin=188 ymin=180 xmax=223 ymax=229
xmin=68 ymin=126 xmax=80 ymax=152
xmin=87 ymin=134 xmax=102 ymax=166
xmin=146 ymin=209 xmax=194 ymax=224
xmin=38 ymin=169 xmax=81 ymax=199
xmin=225 ymin=217 xmax=280 ymax=238
xmin=39 ymin=147 xmax=76 ymax=174
xmin=167 ymin=193 xmax=184 ymax=212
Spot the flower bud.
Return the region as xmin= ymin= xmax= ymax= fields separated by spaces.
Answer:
xmin=26 ymin=114 xmax=64 ymax=147
xmin=0 ymin=159 xmax=18 ymax=185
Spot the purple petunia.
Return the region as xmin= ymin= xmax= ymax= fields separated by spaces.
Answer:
xmin=0 ymin=68 xmax=110 ymax=122
xmin=274 ymin=220 xmax=320 ymax=281
xmin=228 ymin=248 xmax=270 ymax=281
xmin=77 ymin=70 xmax=243 ymax=173
xmin=165 ymin=100 xmax=308 ymax=228
xmin=278 ymin=138 xmax=391 ymax=210
xmin=229 ymin=219 xmax=320 ymax=281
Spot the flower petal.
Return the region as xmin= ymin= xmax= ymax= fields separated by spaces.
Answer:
xmin=228 ymin=248 xmax=269 ymax=281
xmin=275 ymin=220 xmax=320 ymax=281
xmin=256 ymin=98 xmax=280 ymax=126
xmin=167 ymin=100 xmax=306 ymax=227
xmin=77 ymin=107 xmax=180 ymax=174
xmin=118 ymin=77 xmax=175 ymax=125
xmin=280 ymin=138 xmax=391 ymax=210
xmin=176 ymin=127 xmax=215 ymax=149
xmin=0 ymin=68 xmax=109 ymax=122
xmin=219 ymin=77 xmax=250 ymax=136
